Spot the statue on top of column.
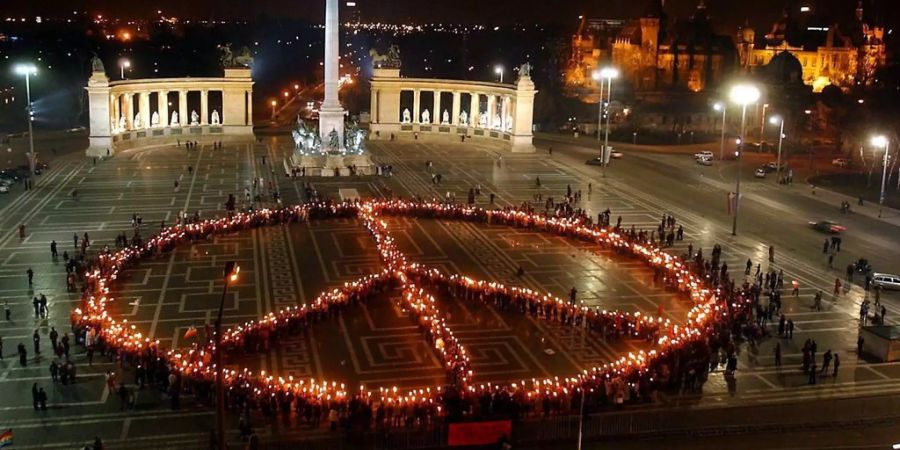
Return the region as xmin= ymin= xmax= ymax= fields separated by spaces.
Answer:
xmin=518 ymin=62 xmax=532 ymax=78
xmin=218 ymin=44 xmax=254 ymax=68
xmin=368 ymin=45 xmax=402 ymax=69
xmin=91 ymin=54 xmax=105 ymax=73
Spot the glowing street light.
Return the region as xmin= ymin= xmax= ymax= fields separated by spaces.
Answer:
xmin=871 ymin=135 xmax=890 ymax=217
xmin=13 ymin=63 xmax=38 ymax=174
xmin=598 ymin=67 xmax=618 ymax=174
xmin=769 ymin=115 xmax=785 ymax=183
xmin=270 ymin=99 xmax=277 ymax=119
xmin=119 ymin=59 xmax=131 ymax=79
xmin=728 ymin=83 xmax=761 ymax=236
xmin=494 ymin=65 xmax=504 ymax=83
xmin=713 ymin=101 xmax=727 ymax=160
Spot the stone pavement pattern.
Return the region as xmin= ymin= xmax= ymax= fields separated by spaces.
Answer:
xmin=0 ymin=137 xmax=896 ymax=448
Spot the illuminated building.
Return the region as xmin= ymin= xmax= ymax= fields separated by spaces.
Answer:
xmin=736 ymin=1 xmax=885 ymax=92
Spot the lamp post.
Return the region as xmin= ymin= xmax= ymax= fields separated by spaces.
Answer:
xmin=14 ymin=63 xmax=37 ymax=175
xmin=871 ymin=135 xmax=890 ymax=218
xmin=494 ymin=65 xmax=504 ymax=83
xmin=591 ymin=70 xmax=606 ymax=154
xmin=729 ymin=83 xmax=761 ymax=236
xmin=119 ymin=59 xmax=131 ymax=79
xmin=759 ymin=103 xmax=768 ymax=141
xmin=600 ymin=67 xmax=619 ymax=172
xmin=215 ymin=261 xmax=240 ymax=450
xmin=270 ymin=100 xmax=277 ymax=119
xmin=770 ymin=115 xmax=785 ymax=183
xmin=714 ymin=102 xmax=726 ymax=160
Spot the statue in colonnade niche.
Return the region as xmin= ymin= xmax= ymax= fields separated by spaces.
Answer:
xmin=493 ymin=114 xmax=502 ymax=130
xmin=478 ymin=112 xmax=487 ymax=127
xmin=170 ymin=111 xmax=179 ymax=126
xmin=459 ymin=110 xmax=468 ymax=126
xmin=190 ymin=110 xmax=199 ymax=125
xmin=442 ymin=110 xmax=449 ymax=124
xmin=421 ymin=109 xmax=430 ymax=124
xmin=402 ymin=108 xmax=411 ymax=123
xmin=151 ymin=111 xmax=160 ymax=126
xmin=118 ymin=116 xmax=126 ymax=130
xmin=211 ymin=110 xmax=221 ymax=125
xmin=133 ymin=113 xmax=141 ymax=128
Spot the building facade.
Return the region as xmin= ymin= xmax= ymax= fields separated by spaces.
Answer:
xmin=736 ymin=1 xmax=885 ymax=92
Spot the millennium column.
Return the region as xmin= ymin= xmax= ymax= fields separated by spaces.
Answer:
xmin=318 ymin=0 xmax=346 ymax=149
xmin=200 ymin=90 xmax=209 ymax=125
xmin=179 ymin=91 xmax=188 ymax=126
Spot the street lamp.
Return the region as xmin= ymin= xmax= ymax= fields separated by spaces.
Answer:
xmin=119 ymin=59 xmax=131 ymax=79
xmin=270 ymin=99 xmax=277 ymax=119
xmin=494 ymin=65 xmax=504 ymax=83
xmin=769 ymin=115 xmax=785 ymax=183
xmin=729 ymin=83 xmax=761 ymax=236
xmin=714 ymin=102 xmax=727 ymax=160
xmin=599 ymin=67 xmax=619 ymax=172
xmin=759 ymin=103 xmax=769 ymax=141
xmin=591 ymin=70 xmax=606 ymax=153
xmin=13 ymin=63 xmax=37 ymax=175
xmin=871 ymin=135 xmax=890 ymax=218
xmin=215 ymin=261 xmax=240 ymax=450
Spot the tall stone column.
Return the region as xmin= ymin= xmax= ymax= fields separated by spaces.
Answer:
xmin=470 ymin=93 xmax=479 ymax=127
xmin=140 ymin=91 xmax=151 ymax=129
xmin=179 ymin=90 xmax=188 ymax=126
xmin=111 ymin=94 xmax=119 ymax=130
xmin=125 ymin=93 xmax=134 ymax=130
xmin=159 ymin=91 xmax=169 ymax=127
xmin=318 ymin=0 xmax=346 ymax=147
xmin=200 ymin=90 xmax=209 ymax=125
xmin=413 ymin=89 xmax=421 ymax=124
xmin=500 ymin=96 xmax=509 ymax=131
xmin=451 ymin=91 xmax=461 ymax=125
xmin=433 ymin=91 xmax=442 ymax=124
xmin=487 ymin=95 xmax=496 ymax=129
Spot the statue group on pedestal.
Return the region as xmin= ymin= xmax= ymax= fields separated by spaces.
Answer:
xmin=292 ymin=119 xmax=321 ymax=153
xmin=369 ymin=45 xmax=402 ymax=69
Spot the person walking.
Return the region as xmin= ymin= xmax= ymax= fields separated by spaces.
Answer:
xmin=857 ymin=335 xmax=865 ymax=356
xmin=32 ymin=329 xmax=40 ymax=354
xmin=32 ymin=382 xmax=40 ymax=410
xmin=568 ymin=287 xmax=577 ymax=305
xmin=4 ymin=301 xmax=9 ymax=321
xmin=833 ymin=353 xmax=840 ymax=377
xmin=787 ymin=319 xmax=794 ymax=339
xmin=833 ymin=278 xmax=842 ymax=296
xmin=50 ymin=240 xmax=58 ymax=258
xmin=18 ymin=343 xmax=27 ymax=366
xmin=49 ymin=360 xmax=59 ymax=383
xmin=792 ymin=279 xmax=800 ymax=297
xmin=745 ymin=259 xmax=752 ymax=275
xmin=26 ymin=267 xmax=34 ymax=286
xmin=821 ymin=350 xmax=832 ymax=375
xmin=49 ymin=327 xmax=58 ymax=350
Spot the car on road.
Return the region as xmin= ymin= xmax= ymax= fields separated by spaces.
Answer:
xmin=610 ymin=150 xmax=624 ymax=159
xmin=808 ymin=220 xmax=846 ymax=234
xmin=832 ymin=158 xmax=849 ymax=168
xmin=872 ymin=273 xmax=900 ymax=291
xmin=696 ymin=156 xmax=713 ymax=166
xmin=694 ymin=151 xmax=714 ymax=160
xmin=764 ymin=161 xmax=787 ymax=172
xmin=585 ymin=157 xmax=604 ymax=166
xmin=754 ymin=168 xmax=767 ymax=178
xmin=0 ymin=184 xmax=8 ymax=194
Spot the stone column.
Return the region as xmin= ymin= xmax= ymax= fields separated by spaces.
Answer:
xmin=370 ymin=88 xmax=378 ymax=123
xmin=500 ymin=96 xmax=509 ymax=131
xmin=200 ymin=90 xmax=209 ymax=125
xmin=125 ymin=93 xmax=134 ymax=130
xmin=413 ymin=89 xmax=421 ymax=124
xmin=470 ymin=93 xmax=479 ymax=127
xmin=433 ymin=91 xmax=442 ymax=124
xmin=179 ymin=90 xmax=188 ymax=126
xmin=246 ymin=90 xmax=253 ymax=125
xmin=451 ymin=91 xmax=461 ymax=125
xmin=159 ymin=91 xmax=169 ymax=128
xmin=487 ymin=95 xmax=496 ymax=129
xmin=111 ymin=94 xmax=119 ymax=130
xmin=140 ymin=91 xmax=151 ymax=129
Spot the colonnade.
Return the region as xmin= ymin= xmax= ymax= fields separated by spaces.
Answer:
xmin=376 ymin=88 xmax=515 ymax=132
xmin=109 ymin=88 xmax=253 ymax=133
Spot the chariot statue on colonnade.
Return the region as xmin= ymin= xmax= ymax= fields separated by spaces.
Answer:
xmin=369 ymin=45 xmax=402 ymax=69
xmin=218 ymin=44 xmax=255 ymax=68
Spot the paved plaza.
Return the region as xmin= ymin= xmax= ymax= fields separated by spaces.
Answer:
xmin=0 ymin=137 xmax=898 ymax=448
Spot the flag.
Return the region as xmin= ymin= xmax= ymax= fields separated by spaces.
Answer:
xmin=183 ymin=326 xmax=198 ymax=340
xmin=0 ymin=429 xmax=13 ymax=448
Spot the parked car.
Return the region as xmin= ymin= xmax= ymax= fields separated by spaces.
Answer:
xmin=872 ymin=273 xmax=900 ymax=291
xmin=808 ymin=220 xmax=846 ymax=234
xmin=694 ymin=151 xmax=714 ymax=160
xmin=754 ymin=168 xmax=767 ymax=178
xmin=696 ymin=156 xmax=713 ymax=166
xmin=0 ymin=184 xmax=8 ymax=194
xmin=832 ymin=158 xmax=849 ymax=168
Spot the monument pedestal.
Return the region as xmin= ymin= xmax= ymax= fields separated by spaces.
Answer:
xmin=289 ymin=153 xmax=376 ymax=177
xmin=318 ymin=107 xmax=346 ymax=147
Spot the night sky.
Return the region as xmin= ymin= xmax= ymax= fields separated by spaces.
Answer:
xmin=4 ymin=0 xmax=895 ymax=30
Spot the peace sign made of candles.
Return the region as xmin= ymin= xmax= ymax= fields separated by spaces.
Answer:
xmin=73 ymin=200 xmax=746 ymax=409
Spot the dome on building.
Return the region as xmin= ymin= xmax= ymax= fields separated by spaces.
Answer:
xmin=765 ymin=51 xmax=803 ymax=85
